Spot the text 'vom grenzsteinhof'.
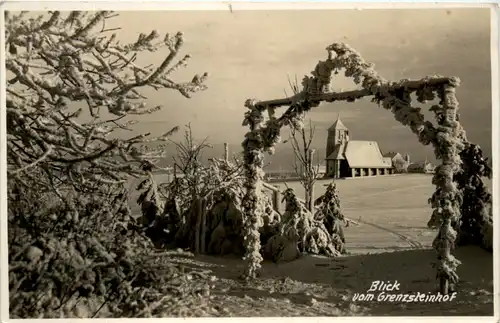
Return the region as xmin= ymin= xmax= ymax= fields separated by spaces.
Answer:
xmin=351 ymin=280 xmax=458 ymax=303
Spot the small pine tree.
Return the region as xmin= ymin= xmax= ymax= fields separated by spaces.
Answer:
xmin=264 ymin=187 xmax=343 ymax=263
xmin=314 ymin=182 xmax=346 ymax=253
xmin=454 ymin=143 xmax=492 ymax=250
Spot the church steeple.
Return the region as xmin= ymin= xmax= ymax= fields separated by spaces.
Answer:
xmin=326 ymin=114 xmax=349 ymax=159
xmin=328 ymin=114 xmax=348 ymax=132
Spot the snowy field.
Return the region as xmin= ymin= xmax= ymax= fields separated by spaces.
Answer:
xmin=273 ymin=174 xmax=443 ymax=253
xmin=127 ymin=174 xmax=494 ymax=316
xmin=129 ymin=173 xmax=491 ymax=254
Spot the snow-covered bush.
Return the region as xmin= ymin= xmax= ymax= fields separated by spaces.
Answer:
xmin=314 ymin=182 xmax=347 ymax=253
xmin=8 ymin=180 xmax=213 ymax=318
xmin=135 ymin=147 xmax=282 ymax=258
xmin=453 ymin=143 xmax=492 ymax=250
xmin=263 ymin=187 xmax=344 ymax=263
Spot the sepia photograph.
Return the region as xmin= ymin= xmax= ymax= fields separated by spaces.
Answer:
xmin=1 ymin=3 xmax=497 ymax=319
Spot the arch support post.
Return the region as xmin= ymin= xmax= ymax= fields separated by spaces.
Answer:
xmin=241 ymin=99 xmax=314 ymax=279
xmin=431 ymin=83 xmax=464 ymax=295
xmin=241 ymin=104 xmax=266 ymax=279
xmin=239 ymin=42 xmax=491 ymax=289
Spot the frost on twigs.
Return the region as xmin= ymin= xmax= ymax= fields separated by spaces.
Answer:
xmin=6 ymin=11 xmax=208 ymax=185
xmin=7 ymin=11 xmax=211 ymax=317
xmin=287 ymin=118 xmax=321 ymax=212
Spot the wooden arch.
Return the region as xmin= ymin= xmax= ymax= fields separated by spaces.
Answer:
xmin=240 ymin=42 xmax=470 ymax=294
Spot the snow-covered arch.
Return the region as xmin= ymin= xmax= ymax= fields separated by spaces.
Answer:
xmin=240 ymin=42 xmax=490 ymax=295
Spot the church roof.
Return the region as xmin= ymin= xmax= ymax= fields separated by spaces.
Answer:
xmin=345 ymin=141 xmax=392 ymax=168
xmin=326 ymin=140 xmax=392 ymax=168
xmin=328 ymin=116 xmax=348 ymax=131
xmin=325 ymin=143 xmax=346 ymax=160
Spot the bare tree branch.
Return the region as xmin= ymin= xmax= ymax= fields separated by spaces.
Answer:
xmin=286 ymin=117 xmax=321 ymax=212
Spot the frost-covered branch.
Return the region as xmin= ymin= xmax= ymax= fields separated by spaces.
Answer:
xmin=286 ymin=119 xmax=321 ymax=212
xmin=6 ymin=11 xmax=208 ymax=192
xmin=169 ymin=124 xmax=213 ymax=197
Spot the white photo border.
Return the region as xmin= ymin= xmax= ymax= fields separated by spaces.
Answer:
xmin=0 ymin=1 xmax=498 ymax=322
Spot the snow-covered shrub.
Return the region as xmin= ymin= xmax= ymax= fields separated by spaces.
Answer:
xmin=314 ymin=182 xmax=347 ymax=253
xmin=452 ymin=143 xmax=493 ymax=251
xmin=131 ymin=132 xmax=261 ymax=254
xmin=8 ymin=178 xmax=214 ymax=318
xmin=263 ymin=188 xmax=343 ymax=263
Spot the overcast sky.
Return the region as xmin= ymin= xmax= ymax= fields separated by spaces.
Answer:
xmin=84 ymin=9 xmax=493 ymax=164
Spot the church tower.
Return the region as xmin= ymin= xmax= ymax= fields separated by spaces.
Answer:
xmin=326 ymin=115 xmax=349 ymax=158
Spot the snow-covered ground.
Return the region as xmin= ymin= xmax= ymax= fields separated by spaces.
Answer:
xmin=128 ymin=174 xmax=494 ymax=316
xmin=273 ymin=174 xmax=442 ymax=253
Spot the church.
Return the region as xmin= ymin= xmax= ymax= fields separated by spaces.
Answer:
xmin=325 ymin=116 xmax=394 ymax=178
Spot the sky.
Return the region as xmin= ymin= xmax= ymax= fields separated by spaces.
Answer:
xmin=28 ymin=9 xmax=497 ymax=169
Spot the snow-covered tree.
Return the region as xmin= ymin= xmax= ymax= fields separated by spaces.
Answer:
xmin=6 ymin=11 xmax=207 ymax=188
xmin=6 ymin=11 xmax=211 ymax=318
xmin=314 ymin=182 xmax=347 ymax=252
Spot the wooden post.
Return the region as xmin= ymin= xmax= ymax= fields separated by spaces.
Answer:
xmin=224 ymin=142 xmax=229 ymax=162
xmin=309 ymin=184 xmax=315 ymax=213
xmin=440 ymin=275 xmax=449 ymax=295
xmin=308 ymin=149 xmax=315 ymax=213
xmin=200 ymin=198 xmax=207 ymax=254
xmin=272 ymin=187 xmax=280 ymax=214
xmin=194 ymin=198 xmax=202 ymax=254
